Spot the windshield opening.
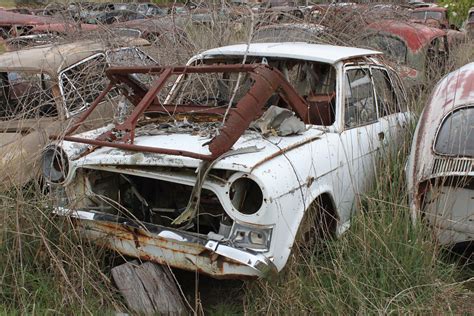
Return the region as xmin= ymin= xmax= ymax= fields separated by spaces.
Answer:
xmin=185 ymin=57 xmax=337 ymax=126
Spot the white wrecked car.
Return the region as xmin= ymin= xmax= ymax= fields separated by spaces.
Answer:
xmin=406 ymin=62 xmax=474 ymax=246
xmin=43 ymin=43 xmax=411 ymax=278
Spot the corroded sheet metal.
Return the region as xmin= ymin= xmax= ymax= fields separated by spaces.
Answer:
xmin=30 ymin=23 xmax=98 ymax=34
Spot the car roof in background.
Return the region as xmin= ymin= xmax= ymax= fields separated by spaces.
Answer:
xmin=0 ymin=37 xmax=149 ymax=75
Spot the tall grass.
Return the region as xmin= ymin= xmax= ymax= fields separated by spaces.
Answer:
xmin=243 ymin=118 xmax=468 ymax=314
xmin=0 ymin=185 xmax=125 ymax=314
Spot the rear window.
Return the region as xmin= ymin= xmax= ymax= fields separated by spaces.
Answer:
xmin=361 ymin=34 xmax=407 ymax=64
xmin=411 ymin=11 xmax=443 ymax=21
xmin=435 ymin=106 xmax=474 ymax=156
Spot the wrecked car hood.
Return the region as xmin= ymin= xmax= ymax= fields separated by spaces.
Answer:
xmin=67 ymin=127 xmax=324 ymax=174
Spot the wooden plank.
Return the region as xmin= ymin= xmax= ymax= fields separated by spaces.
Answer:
xmin=112 ymin=260 xmax=187 ymax=315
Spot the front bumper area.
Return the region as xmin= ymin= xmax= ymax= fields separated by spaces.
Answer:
xmin=54 ymin=208 xmax=277 ymax=279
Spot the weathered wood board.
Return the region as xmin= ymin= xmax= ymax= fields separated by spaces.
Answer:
xmin=112 ymin=260 xmax=187 ymax=315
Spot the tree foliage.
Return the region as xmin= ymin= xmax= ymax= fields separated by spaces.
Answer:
xmin=438 ymin=0 xmax=473 ymax=27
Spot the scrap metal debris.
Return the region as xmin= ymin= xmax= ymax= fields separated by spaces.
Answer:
xmin=251 ymin=105 xmax=306 ymax=136
xmin=136 ymin=120 xmax=221 ymax=139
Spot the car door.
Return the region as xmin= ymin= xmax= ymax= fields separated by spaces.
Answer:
xmin=374 ymin=66 xmax=412 ymax=151
xmin=371 ymin=66 xmax=402 ymax=149
xmin=338 ymin=65 xmax=383 ymax=215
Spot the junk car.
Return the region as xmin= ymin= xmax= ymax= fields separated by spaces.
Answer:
xmin=6 ymin=23 xmax=97 ymax=50
xmin=406 ymin=62 xmax=474 ymax=246
xmin=0 ymin=38 xmax=154 ymax=187
xmin=28 ymin=18 xmax=192 ymax=63
xmin=409 ymin=6 xmax=465 ymax=46
xmin=410 ymin=6 xmax=449 ymax=29
xmin=360 ymin=20 xmax=449 ymax=91
xmin=43 ymin=43 xmax=411 ymax=278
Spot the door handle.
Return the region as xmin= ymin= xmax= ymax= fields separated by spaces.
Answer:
xmin=378 ymin=132 xmax=385 ymax=141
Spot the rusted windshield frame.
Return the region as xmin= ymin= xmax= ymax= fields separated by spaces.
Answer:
xmin=51 ymin=63 xmax=309 ymax=161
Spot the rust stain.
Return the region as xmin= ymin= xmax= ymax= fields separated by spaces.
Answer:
xmin=75 ymin=218 xmax=257 ymax=279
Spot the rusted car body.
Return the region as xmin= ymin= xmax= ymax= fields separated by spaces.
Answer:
xmin=112 ymin=18 xmax=189 ymax=44
xmin=310 ymin=3 xmax=410 ymax=44
xmin=0 ymin=10 xmax=57 ymax=39
xmin=30 ymin=22 xmax=99 ymax=35
xmin=43 ymin=43 xmax=411 ymax=278
xmin=26 ymin=18 xmax=191 ymax=64
xmin=407 ymin=62 xmax=474 ymax=246
xmin=361 ymin=20 xmax=448 ymax=90
xmin=0 ymin=38 xmax=153 ymax=187
xmin=29 ymin=18 xmax=186 ymax=43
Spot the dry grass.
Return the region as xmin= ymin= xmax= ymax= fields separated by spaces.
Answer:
xmin=0 ymin=185 xmax=127 ymax=313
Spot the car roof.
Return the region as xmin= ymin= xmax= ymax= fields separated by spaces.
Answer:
xmin=430 ymin=62 xmax=474 ymax=111
xmin=0 ymin=37 xmax=149 ymax=76
xmin=196 ymin=42 xmax=381 ymax=64
xmin=365 ymin=20 xmax=446 ymax=51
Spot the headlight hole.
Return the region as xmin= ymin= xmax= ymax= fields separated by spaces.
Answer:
xmin=229 ymin=177 xmax=263 ymax=214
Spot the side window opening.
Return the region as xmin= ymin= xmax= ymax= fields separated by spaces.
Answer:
xmin=344 ymin=67 xmax=377 ymax=128
xmin=371 ymin=67 xmax=399 ymax=117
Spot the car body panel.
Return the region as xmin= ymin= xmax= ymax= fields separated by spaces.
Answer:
xmin=406 ymin=62 xmax=474 ymax=245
